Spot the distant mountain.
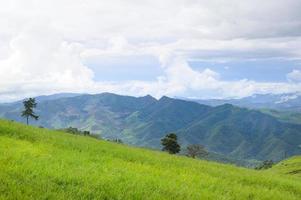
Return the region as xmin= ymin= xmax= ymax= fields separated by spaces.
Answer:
xmin=0 ymin=93 xmax=300 ymax=162
xmin=187 ymin=93 xmax=301 ymax=112
xmin=0 ymin=93 xmax=84 ymax=106
xmin=259 ymin=109 xmax=301 ymax=125
xmin=34 ymin=93 xmax=84 ymax=102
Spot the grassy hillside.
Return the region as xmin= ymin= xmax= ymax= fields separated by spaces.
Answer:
xmin=269 ymin=156 xmax=301 ymax=177
xmin=0 ymin=120 xmax=300 ymax=199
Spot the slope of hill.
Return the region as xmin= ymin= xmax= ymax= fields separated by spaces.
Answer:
xmin=1 ymin=93 xmax=301 ymax=162
xmin=176 ymin=104 xmax=301 ymax=161
xmin=269 ymin=156 xmax=301 ymax=177
xmin=259 ymin=109 xmax=301 ymax=125
xmin=0 ymin=120 xmax=300 ymax=200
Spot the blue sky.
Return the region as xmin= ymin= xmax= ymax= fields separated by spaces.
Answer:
xmin=189 ymin=59 xmax=301 ymax=82
xmin=85 ymin=55 xmax=162 ymax=81
xmin=0 ymin=0 xmax=301 ymax=101
xmin=86 ymin=57 xmax=301 ymax=83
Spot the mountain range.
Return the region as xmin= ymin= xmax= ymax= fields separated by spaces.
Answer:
xmin=0 ymin=93 xmax=301 ymax=162
xmin=186 ymin=93 xmax=301 ymax=112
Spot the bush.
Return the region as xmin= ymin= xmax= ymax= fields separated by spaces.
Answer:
xmin=108 ymin=138 xmax=123 ymax=143
xmin=186 ymin=144 xmax=208 ymax=158
xmin=60 ymin=127 xmax=90 ymax=136
xmin=255 ymin=160 xmax=274 ymax=170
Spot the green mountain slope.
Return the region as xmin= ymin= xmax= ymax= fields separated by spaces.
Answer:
xmin=177 ymin=104 xmax=301 ymax=161
xmin=0 ymin=119 xmax=300 ymax=200
xmin=1 ymin=93 xmax=301 ymax=162
xmin=259 ymin=109 xmax=301 ymax=125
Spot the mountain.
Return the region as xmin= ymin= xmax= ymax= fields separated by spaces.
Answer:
xmin=1 ymin=119 xmax=300 ymax=199
xmin=0 ymin=93 xmax=301 ymax=162
xmin=188 ymin=93 xmax=301 ymax=112
xmin=259 ymin=109 xmax=301 ymax=125
xmin=1 ymin=93 xmax=84 ymax=104
xmin=34 ymin=93 xmax=84 ymax=102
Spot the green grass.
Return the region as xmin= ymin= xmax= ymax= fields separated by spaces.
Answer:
xmin=0 ymin=119 xmax=300 ymax=200
xmin=269 ymin=156 xmax=301 ymax=177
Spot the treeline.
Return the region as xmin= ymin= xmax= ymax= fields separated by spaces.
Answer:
xmin=59 ymin=127 xmax=91 ymax=136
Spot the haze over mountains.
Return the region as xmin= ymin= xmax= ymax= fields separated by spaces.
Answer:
xmin=1 ymin=92 xmax=301 ymax=163
xmin=186 ymin=93 xmax=301 ymax=112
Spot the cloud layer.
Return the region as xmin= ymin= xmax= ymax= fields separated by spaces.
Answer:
xmin=0 ymin=0 xmax=301 ymax=101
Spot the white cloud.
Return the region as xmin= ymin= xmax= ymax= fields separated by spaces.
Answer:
xmin=287 ymin=69 xmax=301 ymax=82
xmin=0 ymin=22 xmax=95 ymax=101
xmin=0 ymin=0 xmax=301 ymax=101
xmin=146 ymin=55 xmax=301 ymax=99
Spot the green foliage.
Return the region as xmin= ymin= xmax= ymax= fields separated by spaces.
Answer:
xmin=255 ymin=160 xmax=274 ymax=170
xmin=21 ymin=98 xmax=39 ymax=125
xmin=186 ymin=144 xmax=208 ymax=158
xmin=269 ymin=156 xmax=301 ymax=177
xmin=60 ymin=127 xmax=90 ymax=136
xmin=109 ymin=138 xmax=123 ymax=143
xmin=0 ymin=119 xmax=301 ymax=199
xmin=161 ymin=133 xmax=181 ymax=154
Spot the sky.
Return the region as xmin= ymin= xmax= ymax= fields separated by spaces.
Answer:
xmin=0 ymin=0 xmax=301 ymax=102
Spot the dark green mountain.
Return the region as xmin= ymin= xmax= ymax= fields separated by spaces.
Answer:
xmin=259 ymin=109 xmax=301 ymax=125
xmin=1 ymin=93 xmax=300 ymax=162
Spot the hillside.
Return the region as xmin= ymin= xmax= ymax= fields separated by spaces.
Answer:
xmin=0 ymin=119 xmax=301 ymax=200
xmin=1 ymin=93 xmax=301 ymax=162
xmin=259 ymin=109 xmax=301 ymax=125
xmin=269 ymin=156 xmax=301 ymax=177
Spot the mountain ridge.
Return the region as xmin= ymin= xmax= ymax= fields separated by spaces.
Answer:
xmin=185 ymin=92 xmax=301 ymax=112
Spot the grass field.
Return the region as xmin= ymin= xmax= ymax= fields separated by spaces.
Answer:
xmin=0 ymin=119 xmax=300 ymax=200
xmin=269 ymin=156 xmax=301 ymax=177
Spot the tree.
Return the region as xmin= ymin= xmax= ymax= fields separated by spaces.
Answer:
xmin=83 ymin=131 xmax=90 ymax=136
xmin=186 ymin=144 xmax=208 ymax=158
xmin=60 ymin=127 xmax=90 ymax=136
xmin=21 ymin=98 xmax=39 ymax=125
xmin=161 ymin=133 xmax=181 ymax=154
xmin=112 ymin=138 xmax=123 ymax=143
xmin=255 ymin=160 xmax=274 ymax=170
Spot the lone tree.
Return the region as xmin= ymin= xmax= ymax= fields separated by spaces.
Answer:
xmin=186 ymin=144 xmax=208 ymax=158
xmin=21 ymin=98 xmax=39 ymax=125
xmin=161 ymin=133 xmax=181 ymax=154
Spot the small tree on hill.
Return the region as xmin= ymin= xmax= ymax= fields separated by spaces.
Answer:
xmin=83 ymin=131 xmax=90 ymax=136
xmin=186 ymin=144 xmax=208 ymax=158
xmin=161 ymin=133 xmax=181 ymax=154
xmin=21 ymin=98 xmax=39 ymax=125
xmin=255 ymin=160 xmax=274 ymax=170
